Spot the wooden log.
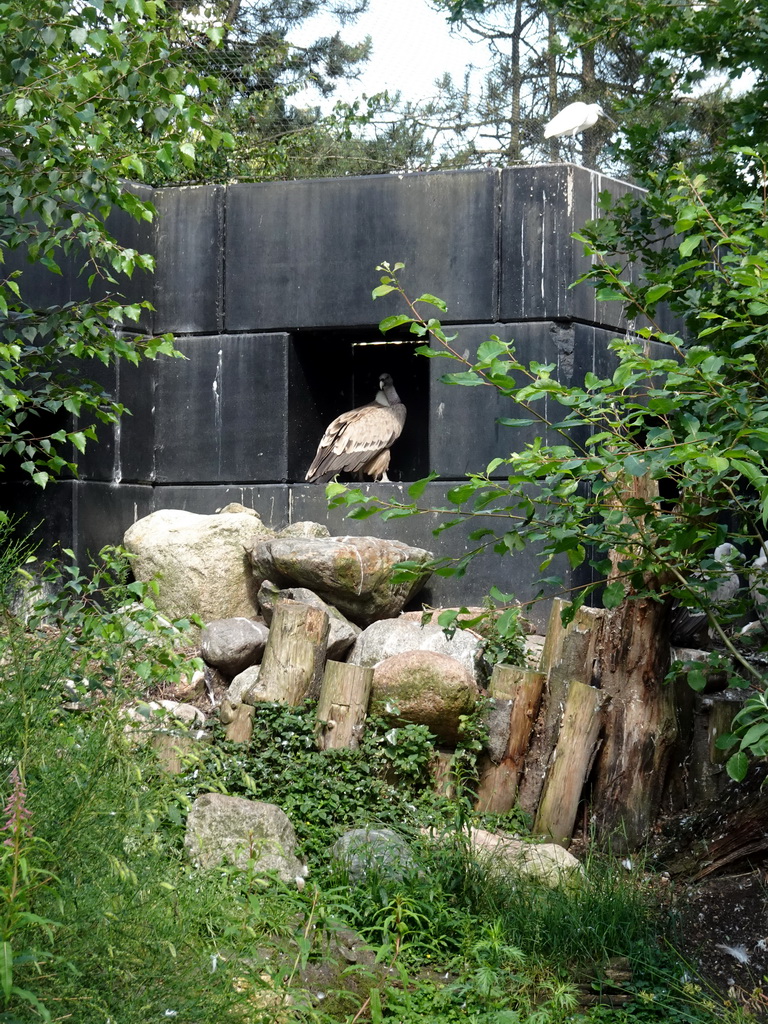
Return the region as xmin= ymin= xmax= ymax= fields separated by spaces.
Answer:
xmin=688 ymin=690 xmax=745 ymax=806
xmin=225 ymin=703 xmax=255 ymax=743
xmin=315 ymin=661 xmax=373 ymax=751
xmin=517 ymin=602 xmax=603 ymax=816
xmin=534 ymin=680 xmax=604 ymax=844
xmin=475 ymin=665 xmax=545 ymax=813
xmin=257 ymin=599 xmax=330 ymax=704
xmin=590 ymin=594 xmax=676 ymax=850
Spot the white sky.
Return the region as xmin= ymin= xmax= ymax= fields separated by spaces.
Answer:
xmin=293 ymin=0 xmax=490 ymax=107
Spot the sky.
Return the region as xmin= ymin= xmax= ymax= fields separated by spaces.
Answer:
xmin=292 ymin=0 xmax=490 ymax=108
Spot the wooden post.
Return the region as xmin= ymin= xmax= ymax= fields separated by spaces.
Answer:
xmin=534 ymin=680 xmax=604 ymax=844
xmin=688 ymin=690 xmax=744 ymax=806
xmin=517 ymin=601 xmax=602 ymax=816
xmin=257 ymin=599 xmax=330 ymax=704
xmin=225 ymin=703 xmax=255 ymax=743
xmin=315 ymin=661 xmax=373 ymax=751
xmin=475 ymin=665 xmax=545 ymax=813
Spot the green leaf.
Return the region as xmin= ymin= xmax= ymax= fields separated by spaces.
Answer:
xmin=679 ymin=233 xmax=705 ymax=258
xmin=726 ymin=751 xmax=749 ymax=782
xmin=0 ymin=942 xmax=11 ymax=1000
xmin=645 ymin=283 xmax=673 ymax=304
xmin=371 ymin=284 xmax=395 ymax=299
xmin=602 ymin=581 xmax=626 ymax=609
xmin=414 ymin=293 xmax=448 ymax=311
xmin=378 ymin=314 xmax=412 ymax=332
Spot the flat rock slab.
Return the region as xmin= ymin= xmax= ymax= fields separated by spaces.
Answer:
xmin=247 ymin=535 xmax=433 ymax=626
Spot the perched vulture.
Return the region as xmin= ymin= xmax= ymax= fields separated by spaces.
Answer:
xmin=305 ymin=373 xmax=406 ymax=483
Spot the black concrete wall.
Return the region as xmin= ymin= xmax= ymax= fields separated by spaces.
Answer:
xmin=4 ymin=163 xmax=666 ymax=626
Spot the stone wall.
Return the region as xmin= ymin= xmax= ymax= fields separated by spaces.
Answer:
xmin=2 ymin=163 xmax=663 ymax=624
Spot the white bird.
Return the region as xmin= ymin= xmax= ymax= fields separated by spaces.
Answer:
xmin=305 ymin=373 xmax=406 ymax=484
xmin=543 ymin=101 xmax=615 ymax=139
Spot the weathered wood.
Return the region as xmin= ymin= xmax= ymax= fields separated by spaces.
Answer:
xmin=151 ymin=733 xmax=196 ymax=774
xmin=225 ymin=703 xmax=255 ymax=743
xmin=315 ymin=660 xmax=373 ymax=751
xmin=257 ymin=599 xmax=330 ymax=704
xmin=688 ymin=690 xmax=745 ymax=806
xmin=517 ymin=602 xmax=603 ymax=816
xmin=475 ymin=665 xmax=545 ymax=813
xmin=590 ymin=594 xmax=676 ymax=850
xmin=651 ymin=766 xmax=768 ymax=878
xmin=534 ymin=680 xmax=603 ymax=844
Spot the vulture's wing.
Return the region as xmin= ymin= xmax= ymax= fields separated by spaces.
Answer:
xmin=306 ymin=403 xmax=404 ymax=482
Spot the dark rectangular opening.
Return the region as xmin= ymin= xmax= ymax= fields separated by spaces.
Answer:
xmin=288 ymin=329 xmax=429 ymax=484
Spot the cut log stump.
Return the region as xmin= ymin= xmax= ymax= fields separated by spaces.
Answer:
xmin=315 ymin=661 xmax=373 ymax=751
xmin=257 ymin=599 xmax=330 ymax=704
xmin=225 ymin=703 xmax=255 ymax=744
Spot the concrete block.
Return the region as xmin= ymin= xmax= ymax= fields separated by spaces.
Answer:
xmin=225 ymin=169 xmax=498 ymax=331
xmin=428 ymin=321 xmax=575 ymax=478
xmin=153 ymin=334 xmax=289 ymax=484
xmin=150 ymin=484 xmax=289 ymax=529
xmin=153 ymin=185 xmax=223 ymax=334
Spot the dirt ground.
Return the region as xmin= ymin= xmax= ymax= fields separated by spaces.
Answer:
xmin=671 ymin=869 xmax=768 ymax=1015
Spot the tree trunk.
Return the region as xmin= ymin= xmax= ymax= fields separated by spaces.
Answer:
xmin=315 ymin=661 xmax=373 ymax=751
xmin=258 ymin=600 xmax=329 ymax=704
xmin=590 ymin=595 xmax=676 ymax=849
xmin=475 ymin=664 xmax=545 ymax=813
xmin=534 ymin=680 xmax=604 ymax=844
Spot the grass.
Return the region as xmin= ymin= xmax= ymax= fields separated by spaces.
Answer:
xmin=0 ymin=529 xmax=760 ymax=1024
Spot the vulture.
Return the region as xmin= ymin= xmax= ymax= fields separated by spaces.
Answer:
xmin=305 ymin=373 xmax=406 ymax=484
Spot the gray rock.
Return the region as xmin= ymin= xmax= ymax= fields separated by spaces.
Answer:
xmin=348 ymin=617 xmax=486 ymax=687
xmin=247 ymin=536 xmax=433 ymax=627
xmin=331 ymin=828 xmax=417 ymax=885
xmin=184 ymin=793 xmax=305 ymax=882
xmin=227 ymin=665 xmax=261 ymax=705
xmin=201 ymin=617 xmax=269 ymax=676
xmin=257 ymin=581 xmax=360 ymax=659
xmin=370 ymin=650 xmax=479 ymax=745
xmin=278 ymin=521 xmax=330 ymax=539
xmin=124 ymin=509 xmax=274 ymax=625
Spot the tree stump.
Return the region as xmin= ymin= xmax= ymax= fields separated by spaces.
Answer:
xmin=315 ymin=661 xmax=373 ymax=751
xmin=688 ymin=689 xmax=745 ymax=806
xmin=225 ymin=703 xmax=255 ymax=744
xmin=257 ymin=599 xmax=330 ymax=704
xmin=533 ymin=679 xmax=604 ymax=844
xmin=590 ymin=593 xmax=676 ymax=850
xmin=475 ymin=664 xmax=545 ymax=813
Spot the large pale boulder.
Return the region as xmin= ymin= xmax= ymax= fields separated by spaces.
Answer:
xmin=247 ymin=536 xmax=433 ymax=627
xmin=257 ymin=581 xmax=360 ymax=659
xmin=124 ymin=509 xmax=274 ymax=624
xmin=201 ymin=617 xmax=269 ymax=676
xmin=468 ymin=828 xmax=583 ymax=886
xmin=184 ymin=793 xmax=305 ymax=882
xmin=348 ymin=617 xmax=487 ymax=687
xmin=370 ymin=650 xmax=479 ymax=744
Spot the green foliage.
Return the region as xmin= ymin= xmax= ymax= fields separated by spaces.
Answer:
xmin=189 ymin=702 xmax=439 ymax=863
xmin=0 ymin=0 xmax=234 ymax=488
